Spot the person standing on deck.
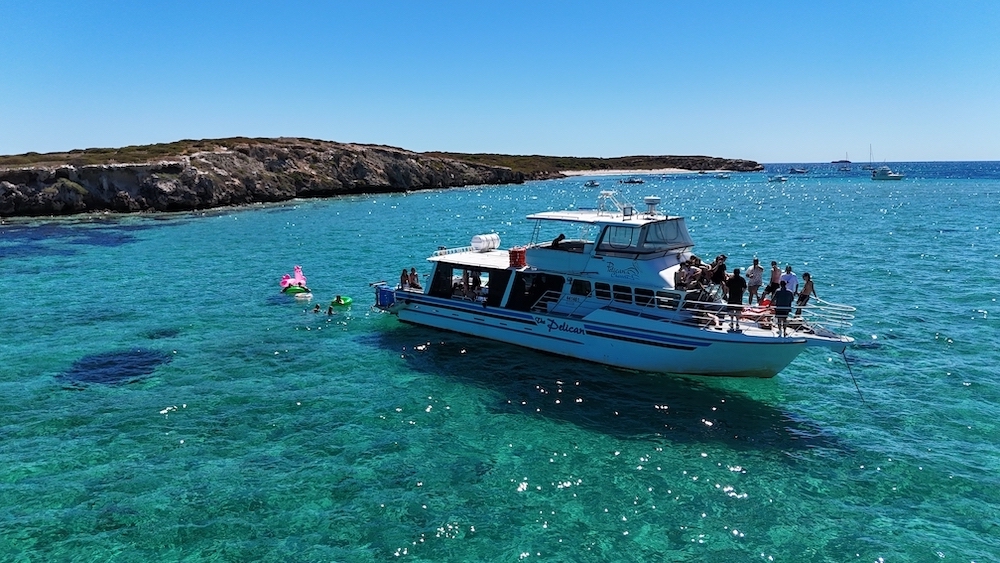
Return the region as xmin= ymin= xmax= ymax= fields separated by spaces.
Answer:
xmin=746 ymin=258 xmax=764 ymax=304
xmin=795 ymin=272 xmax=817 ymax=316
xmin=710 ymin=255 xmax=728 ymax=298
xmin=772 ymin=280 xmax=795 ymax=336
xmin=779 ymin=265 xmax=798 ymax=295
xmin=724 ymin=267 xmax=748 ymax=331
xmin=762 ymin=260 xmax=782 ymax=300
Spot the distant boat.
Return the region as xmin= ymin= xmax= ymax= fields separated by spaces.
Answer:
xmin=583 ymin=180 xmax=600 ymax=187
xmin=715 ymin=172 xmax=731 ymax=179
xmin=768 ymin=175 xmax=788 ymax=183
xmin=862 ymin=145 xmax=876 ymax=170
xmin=619 ymin=177 xmax=645 ymax=184
xmin=871 ymin=165 xmax=905 ymax=180
xmin=788 ymin=167 xmax=808 ymax=174
xmin=834 ymin=152 xmax=851 ymax=171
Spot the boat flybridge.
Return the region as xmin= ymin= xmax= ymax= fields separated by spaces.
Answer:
xmin=373 ymin=191 xmax=854 ymax=378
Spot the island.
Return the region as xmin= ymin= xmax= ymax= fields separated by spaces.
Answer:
xmin=0 ymin=137 xmax=763 ymax=218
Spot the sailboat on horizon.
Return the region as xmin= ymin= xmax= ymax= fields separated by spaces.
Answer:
xmin=833 ymin=152 xmax=852 ymax=171
xmin=862 ymin=145 xmax=876 ymax=170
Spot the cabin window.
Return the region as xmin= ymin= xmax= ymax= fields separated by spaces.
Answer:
xmin=656 ymin=291 xmax=680 ymax=310
xmin=594 ymin=282 xmax=611 ymax=300
xmin=600 ymin=226 xmax=639 ymax=250
xmin=428 ymin=266 xmax=454 ymax=298
xmin=634 ymin=288 xmax=654 ymax=306
xmin=570 ymin=279 xmax=592 ymax=296
xmin=641 ymin=219 xmax=694 ymax=251
xmin=612 ymin=285 xmax=632 ymax=304
xmin=486 ymin=269 xmax=511 ymax=307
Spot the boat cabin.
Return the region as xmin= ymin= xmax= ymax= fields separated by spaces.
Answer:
xmin=419 ymin=192 xmax=718 ymax=324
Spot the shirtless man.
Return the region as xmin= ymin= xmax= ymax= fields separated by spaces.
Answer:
xmin=761 ymin=261 xmax=782 ymax=300
xmin=795 ymin=272 xmax=817 ymax=316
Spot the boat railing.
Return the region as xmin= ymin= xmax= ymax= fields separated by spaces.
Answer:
xmin=525 ymin=288 xmax=854 ymax=332
xmin=529 ymin=290 xmax=564 ymax=314
xmin=432 ymin=245 xmax=475 ymax=256
xmin=677 ymin=295 xmax=855 ymax=331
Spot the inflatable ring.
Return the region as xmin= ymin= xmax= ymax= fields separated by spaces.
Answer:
xmin=330 ymin=296 xmax=353 ymax=307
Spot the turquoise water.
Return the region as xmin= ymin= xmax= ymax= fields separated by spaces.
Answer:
xmin=2 ymin=163 xmax=999 ymax=562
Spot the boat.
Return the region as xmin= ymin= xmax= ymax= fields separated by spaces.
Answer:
xmin=862 ymin=145 xmax=876 ymax=170
xmin=871 ymin=165 xmax=905 ymax=180
xmin=788 ymin=167 xmax=809 ymax=174
xmin=835 ymin=153 xmax=851 ymax=171
xmin=767 ymin=175 xmax=788 ymax=182
xmin=372 ymin=191 xmax=854 ymax=378
xmin=619 ymin=177 xmax=645 ymax=184
xmin=583 ymin=180 xmax=600 ymax=187
xmin=715 ymin=172 xmax=731 ymax=179
xmin=280 ymin=265 xmax=312 ymax=298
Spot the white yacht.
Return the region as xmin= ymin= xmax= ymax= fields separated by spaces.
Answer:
xmin=871 ymin=165 xmax=905 ymax=180
xmin=373 ymin=191 xmax=854 ymax=378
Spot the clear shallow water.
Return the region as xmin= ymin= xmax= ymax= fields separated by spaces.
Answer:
xmin=1 ymin=162 xmax=998 ymax=562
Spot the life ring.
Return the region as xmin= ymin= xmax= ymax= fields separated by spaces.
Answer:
xmin=330 ymin=296 xmax=353 ymax=307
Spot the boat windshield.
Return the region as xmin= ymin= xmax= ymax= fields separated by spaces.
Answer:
xmin=641 ymin=218 xmax=694 ymax=251
xmin=596 ymin=218 xmax=693 ymax=254
xmin=530 ymin=221 xmax=600 ymax=246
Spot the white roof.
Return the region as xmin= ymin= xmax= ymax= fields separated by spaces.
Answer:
xmin=427 ymin=248 xmax=514 ymax=269
xmin=526 ymin=208 xmax=672 ymax=227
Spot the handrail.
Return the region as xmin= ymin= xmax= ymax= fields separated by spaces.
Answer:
xmin=525 ymin=287 xmax=854 ymax=332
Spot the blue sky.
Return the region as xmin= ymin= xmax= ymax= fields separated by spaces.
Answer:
xmin=2 ymin=1 xmax=998 ymax=162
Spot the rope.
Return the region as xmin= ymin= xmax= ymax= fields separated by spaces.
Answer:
xmin=841 ymin=350 xmax=870 ymax=408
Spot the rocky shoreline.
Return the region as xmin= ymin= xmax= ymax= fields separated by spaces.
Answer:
xmin=0 ymin=138 xmax=762 ymax=218
xmin=0 ymin=138 xmax=524 ymax=218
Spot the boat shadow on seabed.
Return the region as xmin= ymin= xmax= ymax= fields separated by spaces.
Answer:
xmin=362 ymin=326 xmax=848 ymax=456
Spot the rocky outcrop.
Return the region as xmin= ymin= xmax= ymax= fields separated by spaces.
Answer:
xmin=0 ymin=138 xmax=524 ymax=217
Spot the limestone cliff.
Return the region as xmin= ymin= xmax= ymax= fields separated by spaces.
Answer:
xmin=0 ymin=138 xmax=524 ymax=217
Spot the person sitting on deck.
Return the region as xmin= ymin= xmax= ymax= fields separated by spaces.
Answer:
xmin=551 ymin=233 xmax=566 ymax=249
xmin=408 ymin=268 xmax=422 ymax=290
xmin=399 ymin=268 xmax=410 ymax=289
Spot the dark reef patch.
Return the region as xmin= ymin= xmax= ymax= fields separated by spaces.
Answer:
xmin=59 ymin=348 xmax=172 ymax=387
xmin=141 ymin=327 xmax=181 ymax=340
xmin=0 ymin=222 xmax=154 ymax=260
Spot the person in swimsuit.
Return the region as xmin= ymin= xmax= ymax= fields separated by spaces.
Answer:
xmin=762 ymin=260 xmax=782 ymax=300
xmin=795 ymin=272 xmax=817 ymax=316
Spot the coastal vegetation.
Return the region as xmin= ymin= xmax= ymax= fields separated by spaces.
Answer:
xmin=1 ymin=138 xmax=763 ymax=177
xmin=0 ymin=137 xmax=763 ymax=217
xmin=425 ymin=152 xmax=763 ymax=177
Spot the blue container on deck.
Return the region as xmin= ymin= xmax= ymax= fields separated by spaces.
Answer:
xmin=375 ymin=284 xmax=396 ymax=309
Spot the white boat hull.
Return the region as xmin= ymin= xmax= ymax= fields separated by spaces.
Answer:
xmin=394 ymin=293 xmax=813 ymax=378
